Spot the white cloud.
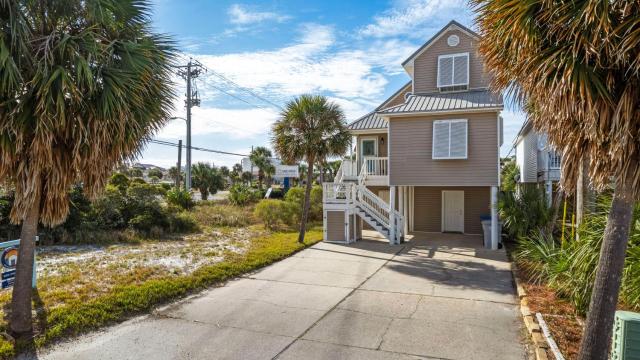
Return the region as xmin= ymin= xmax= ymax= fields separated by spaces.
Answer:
xmin=157 ymin=106 xmax=279 ymax=140
xmin=228 ymin=4 xmax=290 ymax=25
xmin=194 ymin=24 xmax=389 ymax=102
xmin=360 ymin=0 xmax=468 ymax=38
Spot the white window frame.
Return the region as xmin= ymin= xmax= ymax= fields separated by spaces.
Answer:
xmin=436 ymin=52 xmax=470 ymax=88
xmin=432 ymin=119 xmax=468 ymax=160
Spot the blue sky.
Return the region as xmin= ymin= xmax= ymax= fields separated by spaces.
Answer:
xmin=140 ymin=0 xmax=525 ymax=168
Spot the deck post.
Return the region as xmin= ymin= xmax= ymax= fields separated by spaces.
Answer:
xmin=490 ymin=186 xmax=499 ymax=250
xmin=389 ymin=185 xmax=396 ymax=244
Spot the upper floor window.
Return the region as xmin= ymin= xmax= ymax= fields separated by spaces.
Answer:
xmin=437 ymin=53 xmax=469 ymax=91
xmin=432 ymin=119 xmax=468 ymax=159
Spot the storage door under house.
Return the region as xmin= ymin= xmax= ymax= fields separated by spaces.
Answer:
xmin=442 ymin=190 xmax=464 ymax=233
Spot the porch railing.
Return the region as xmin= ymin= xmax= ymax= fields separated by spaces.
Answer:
xmin=363 ymin=157 xmax=388 ymax=177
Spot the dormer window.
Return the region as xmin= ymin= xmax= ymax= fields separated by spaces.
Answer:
xmin=437 ymin=53 xmax=469 ymax=92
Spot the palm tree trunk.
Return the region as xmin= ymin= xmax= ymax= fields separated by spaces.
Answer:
xmin=298 ymin=159 xmax=314 ymax=244
xmin=10 ymin=191 xmax=41 ymax=337
xmin=578 ymin=174 xmax=635 ymax=360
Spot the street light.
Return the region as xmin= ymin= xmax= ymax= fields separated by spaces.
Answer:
xmin=170 ymin=116 xmax=191 ymax=191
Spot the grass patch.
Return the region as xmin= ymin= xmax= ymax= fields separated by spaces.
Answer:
xmin=0 ymin=228 xmax=322 ymax=358
xmin=190 ymin=201 xmax=256 ymax=228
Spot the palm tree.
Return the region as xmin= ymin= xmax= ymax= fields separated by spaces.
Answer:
xmin=272 ymin=95 xmax=350 ymax=243
xmin=249 ymin=146 xmax=272 ymax=189
xmin=473 ymin=2 xmax=640 ymax=358
xmin=191 ymin=163 xmax=224 ymax=201
xmin=230 ymin=163 xmax=243 ymax=185
xmin=298 ymin=164 xmax=308 ymax=186
xmin=0 ymin=0 xmax=175 ymax=337
xmin=327 ymin=160 xmax=342 ymax=182
xmin=168 ymin=166 xmax=182 ymax=187
xmin=264 ymin=162 xmax=276 ymax=188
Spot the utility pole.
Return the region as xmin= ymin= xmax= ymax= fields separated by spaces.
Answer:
xmin=176 ymin=139 xmax=182 ymax=189
xmin=175 ymin=58 xmax=205 ymax=191
xmin=250 ymin=145 xmax=254 ymax=187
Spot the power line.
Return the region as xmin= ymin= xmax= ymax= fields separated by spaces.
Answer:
xmin=206 ymin=68 xmax=284 ymax=110
xmin=149 ymin=139 xmax=247 ymax=157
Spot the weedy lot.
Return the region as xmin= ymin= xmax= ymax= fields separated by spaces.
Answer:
xmin=0 ymin=201 xmax=322 ymax=359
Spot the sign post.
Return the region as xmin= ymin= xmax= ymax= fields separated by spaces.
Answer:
xmin=0 ymin=237 xmax=37 ymax=289
xmin=275 ymin=165 xmax=299 ymax=193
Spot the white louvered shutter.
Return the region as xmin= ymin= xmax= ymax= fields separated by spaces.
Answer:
xmin=438 ymin=57 xmax=453 ymax=87
xmin=453 ymin=55 xmax=468 ymax=85
xmin=449 ymin=121 xmax=468 ymax=158
xmin=432 ymin=121 xmax=451 ymax=158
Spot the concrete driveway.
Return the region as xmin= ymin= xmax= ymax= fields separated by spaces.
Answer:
xmin=35 ymin=232 xmax=528 ymax=360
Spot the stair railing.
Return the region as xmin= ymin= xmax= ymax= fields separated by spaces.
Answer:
xmin=356 ymin=185 xmax=390 ymax=229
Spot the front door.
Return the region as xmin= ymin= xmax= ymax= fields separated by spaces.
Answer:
xmin=360 ymin=138 xmax=377 ymax=173
xmin=442 ymin=191 xmax=464 ymax=233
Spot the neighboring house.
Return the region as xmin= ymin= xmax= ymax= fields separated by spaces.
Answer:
xmin=323 ymin=20 xmax=504 ymax=248
xmin=513 ymin=119 xmax=562 ymax=206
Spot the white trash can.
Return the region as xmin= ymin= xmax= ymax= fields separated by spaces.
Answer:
xmin=481 ymin=218 xmax=503 ymax=249
xmin=481 ymin=220 xmax=492 ymax=248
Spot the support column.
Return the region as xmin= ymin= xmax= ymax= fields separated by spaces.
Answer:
xmin=403 ymin=186 xmax=409 ymax=235
xmin=409 ymin=186 xmax=414 ymax=232
xmin=491 ymin=186 xmax=499 ymax=250
xmin=389 ymin=185 xmax=396 ymax=245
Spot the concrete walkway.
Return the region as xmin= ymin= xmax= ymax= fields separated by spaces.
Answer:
xmin=35 ymin=232 xmax=528 ymax=360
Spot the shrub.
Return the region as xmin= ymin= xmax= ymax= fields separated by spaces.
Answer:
xmin=166 ymin=188 xmax=195 ymax=210
xmin=254 ymin=199 xmax=287 ymax=230
xmin=168 ymin=212 xmax=199 ymax=233
xmin=499 ymin=186 xmax=551 ymax=241
xmin=229 ymin=184 xmax=261 ymax=206
xmin=109 ymin=173 xmax=130 ymax=192
xmin=284 ymin=185 xmax=323 ymax=223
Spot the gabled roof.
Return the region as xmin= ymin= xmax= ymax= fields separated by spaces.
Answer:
xmin=513 ymin=119 xmax=533 ymax=146
xmin=401 ymin=20 xmax=479 ymax=67
xmin=378 ymin=89 xmax=503 ymax=115
xmin=347 ymin=81 xmax=411 ymax=132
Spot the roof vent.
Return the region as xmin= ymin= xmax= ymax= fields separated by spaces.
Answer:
xmin=447 ymin=35 xmax=460 ymax=47
xmin=404 ymin=92 xmax=413 ymax=100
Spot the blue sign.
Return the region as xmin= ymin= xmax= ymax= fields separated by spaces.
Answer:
xmin=1 ymin=247 xmax=18 ymax=269
xmin=1 ymin=270 xmax=15 ymax=280
xmin=1 ymin=278 xmax=14 ymax=289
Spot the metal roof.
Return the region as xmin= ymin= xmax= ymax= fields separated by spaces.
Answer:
xmin=378 ymin=89 xmax=503 ymax=115
xmin=348 ymin=111 xmax=388 ymax=131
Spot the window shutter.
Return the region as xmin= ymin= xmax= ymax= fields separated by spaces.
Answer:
xmin=433 ymin=121 xmax=450 ymax=158
xmin=449 ymin=121 xmax=467 ymax=158
xmin=438 ymin=57 xmax=453 ymax=87
xmin=453 ymin=55 xmax=468 ymax=85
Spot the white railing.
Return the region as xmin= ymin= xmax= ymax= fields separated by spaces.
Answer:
xmin=357 ymin=185 xmax=391 ymax=228
xmin=323 ymin=182 xmax=353 ymax=203
xmin=323 ymin=181 xmax=404 ymax=244
xmin=363 ymin=157 xmax=388 ymax=177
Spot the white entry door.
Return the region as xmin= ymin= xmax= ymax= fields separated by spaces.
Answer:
xmin=442 ymin=191 xmax=464 ymax=233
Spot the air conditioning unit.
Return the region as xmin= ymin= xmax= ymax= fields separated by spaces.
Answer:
xmin=611 ymin=310 xmax=640 ymax=360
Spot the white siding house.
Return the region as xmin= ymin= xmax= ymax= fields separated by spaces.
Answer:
xmin=514 ymin=120 xmax=561 ymax=206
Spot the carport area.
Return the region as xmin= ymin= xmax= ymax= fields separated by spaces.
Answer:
xmin=38 ymin=231 xmax=528 ymax=360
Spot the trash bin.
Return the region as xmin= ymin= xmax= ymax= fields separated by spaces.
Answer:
xmin=480 ymin=215 xmax=502 ymax=249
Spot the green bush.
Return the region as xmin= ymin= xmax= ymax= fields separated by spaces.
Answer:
xmin=254 ymin=199 xmax=287 ymax=230
xmin=229 ymin=184 xmax=261 ymax=206
xmin=514 ymin=196 xmax=640 ymax=315
xmin=108 ymin=173 xmax=130 ymax=192
xmin=499 ymin=186 xmax=551 ymax=241
xmin=168 ymin=211 xmax=199 ymax=233
xmin=284 ymin=185 xmax=323 ymax=223
xmin=166 ymin=188 xmax=195 ymax=210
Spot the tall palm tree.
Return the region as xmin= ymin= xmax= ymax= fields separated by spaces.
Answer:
xmin=473 ymin=2 xmax=640 ymax=358
xmin=191 ymin=162 xmax=224 ymax=201
xmin=272 ymin=95 xmax=350 ymax=243
xmin=249 ymin=146 xmax=272 ymax=189
xmin=0 ymin=0 xmax=175 ymax=336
